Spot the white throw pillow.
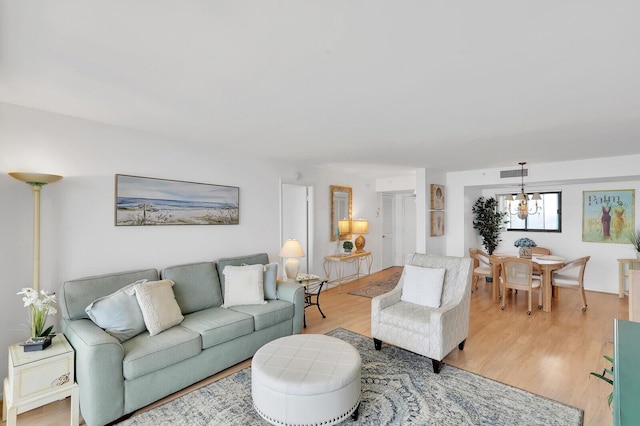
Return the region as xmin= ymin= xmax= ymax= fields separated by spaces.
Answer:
xmin=85 ymin=279 xmax=148 ymax=342
xmin=134 ymin=279 xmax=184 ymax=336
xmin=400 ymin=264 xmax=446 ymax=308
xmin=222 ymin=264 xmax=267 ymax=308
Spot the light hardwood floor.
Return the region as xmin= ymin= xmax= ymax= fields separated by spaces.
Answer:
xmin=4 ymin=266 xmax=624 ymax=425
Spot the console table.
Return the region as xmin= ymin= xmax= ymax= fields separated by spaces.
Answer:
xmin=324 ymin=251 xmax=372 ymax=291
xmin=613 ymin=319 xmax=640 ymax=425
xmin=617 ymin=258 xmax=640 ymax=298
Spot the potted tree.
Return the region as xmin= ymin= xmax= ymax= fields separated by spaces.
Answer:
xmin=629 ymin=229 xmax=640 ymax=259
xmin=472 ymin=196 xmax=508 ymax=255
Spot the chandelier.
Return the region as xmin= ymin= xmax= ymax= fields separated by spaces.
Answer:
xmin=506 ymin=162 xmax=541 ymax=220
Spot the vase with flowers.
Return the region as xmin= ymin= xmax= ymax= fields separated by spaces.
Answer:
xmin=514 ymin=237 xmax=537 ymax=259
xmin=17 ymin=287 xmax=57 ymax=351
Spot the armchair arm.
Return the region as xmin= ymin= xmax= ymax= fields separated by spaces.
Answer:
xmin=61 ymin=318 xmax=125 ymax=426
xmin=276 ymin=280 xmax=305 ymax=334
xmin=371 ymin=287 xmax=402 ymax=324
xmin=429 ymin=295 xmax=471 ymax=360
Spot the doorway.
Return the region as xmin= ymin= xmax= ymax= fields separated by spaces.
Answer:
xmin=281 ymin=183 xmax=313 ymax=274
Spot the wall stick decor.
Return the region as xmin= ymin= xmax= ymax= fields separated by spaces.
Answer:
xmin=115 ymin=174 xmax=239 ymax=226
xmin=430 ymin=184 xmax=445 ymax=210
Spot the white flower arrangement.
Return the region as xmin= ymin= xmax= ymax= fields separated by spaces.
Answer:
xmin=17 ymin=287 xmax=57 ymax=339
xmin=514 ymin=238 xmax=537 ymax=248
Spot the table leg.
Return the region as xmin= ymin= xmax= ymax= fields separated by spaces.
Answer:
xmin=542 ymin=269 xmax=552 ymax=313
xmin=491 ymin=263 xmax=500 ymax=303
xmin=70 ymin=384 xmax=79 ymax=426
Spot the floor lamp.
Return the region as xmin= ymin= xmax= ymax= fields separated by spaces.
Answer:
xmin=9 ymin=172 xmax=63 ymax=293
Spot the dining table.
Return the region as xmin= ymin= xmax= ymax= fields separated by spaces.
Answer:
xmin=489 ymin=253 xmax=565 ymax=313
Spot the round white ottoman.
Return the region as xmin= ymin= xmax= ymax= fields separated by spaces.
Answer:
xmin=252 ymin=334 xmax=361 ymax=426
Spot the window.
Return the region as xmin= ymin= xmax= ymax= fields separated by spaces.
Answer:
xmin=497 ymin=191 xmax=562 ymax=232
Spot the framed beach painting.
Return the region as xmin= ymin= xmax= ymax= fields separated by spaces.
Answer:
xmin=582 ymin=189 xmax=634 ymax=243
xmin=115 ymin=174 xmax=239 ymax=226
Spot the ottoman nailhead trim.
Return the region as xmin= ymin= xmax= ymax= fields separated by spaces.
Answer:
xmin=253 ymin=399 xmax=360 ymax=426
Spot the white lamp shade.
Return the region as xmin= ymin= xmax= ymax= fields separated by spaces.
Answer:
xmin=279 ymin=239 xmax=305 ymax=258
xmin=351 ymin=219 xmax=368 ymax=234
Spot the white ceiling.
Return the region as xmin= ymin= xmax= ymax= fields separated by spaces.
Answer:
xmin=2 ymin=1 xmax=640 ymax=178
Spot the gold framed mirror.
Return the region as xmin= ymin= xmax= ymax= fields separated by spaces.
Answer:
xmin=330 ymin=185 xmax=352 ymax=241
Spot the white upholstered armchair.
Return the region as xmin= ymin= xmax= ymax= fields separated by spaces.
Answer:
xmin=371 ymin=253 xmax=473 ymax=373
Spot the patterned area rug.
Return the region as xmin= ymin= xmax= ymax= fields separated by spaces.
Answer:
xmin=118 ymin=328 xmax=583 ymax=426
xmin=348 ymin=271 xmax=402 ymax=298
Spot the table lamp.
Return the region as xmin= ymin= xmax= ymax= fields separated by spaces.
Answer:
xmin=9 ymin=172 xmax=63 ymax=293
xmin=338 ymin=219 xmax=351 ymax=238
xmin=352 ymin=219 xmax=368 ymax=252
xmin=279 ymin=239 xmax=305 ymax=280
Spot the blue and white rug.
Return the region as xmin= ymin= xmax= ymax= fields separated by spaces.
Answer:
xmin=118 ymin=328 xmax=583 ymax=425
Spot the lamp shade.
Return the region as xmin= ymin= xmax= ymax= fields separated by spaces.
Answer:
xmin=338 ymin=219 xmax=351 ymax=236
xmin=279 ymin=239 xmax=305 ymax=258
xmin=351 ymin=219 xmax=368 ymax=235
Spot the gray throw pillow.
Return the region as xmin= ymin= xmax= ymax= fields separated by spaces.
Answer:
xmin=85 ymin=279 xmax=147 ymax=342
xmin=264 ymin=262 xmax=278 ymax=300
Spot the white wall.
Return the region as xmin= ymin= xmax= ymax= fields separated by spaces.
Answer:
xmin=447 ymin=157 xmax=640 ymax=295
xmin=0 ymin=103 xmax=382 ymax=394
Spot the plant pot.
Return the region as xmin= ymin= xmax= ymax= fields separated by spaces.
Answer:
xmin=519 ymin=247 xmax=532 ymax=259
xmin=344 ymin=250 xmax=351 ymax=255
xmin=20 ymin=336 xmax=53 ymax=352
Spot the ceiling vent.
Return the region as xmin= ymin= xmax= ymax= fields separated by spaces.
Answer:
xmin=500 ymin=168 xmax=528 ymax=178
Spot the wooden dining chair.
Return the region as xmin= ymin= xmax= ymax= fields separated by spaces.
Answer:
xmin=531 ymin=247 xmax=552 ymax=255
xmin=499 ymin=257 xmax=542 ymax=315
xmin=551 ymin=256 xmax=591 ymax=312
xmin=469 ymin=248 xmax=492 ymax=291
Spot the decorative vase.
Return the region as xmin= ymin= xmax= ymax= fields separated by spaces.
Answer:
xmin=519 ymin=247 xmax=532 ymax=259
xmin=20 ymin=336 xmax=53 ymax=352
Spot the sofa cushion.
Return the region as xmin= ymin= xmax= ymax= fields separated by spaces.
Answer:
xmin=216 ymin=253 xmax=269 ymax=295
xmin=122 ymin=326 xmax=201 ymax=380
xmin=59 ymin=269 xmax=159 ymax=320
xmin=380 ymin=301 xmax=432 ymax=333
xmin=400 ymin=264 xmax=446 ymax=308
xmin=180 ymin=307 xmax=254 ymax=349
xmin=230 ymin=300 xmax=294 ymax=331
xmin=134 ymin=280 xmax=184 ymax=336
xmin=222 ymin=264 xmax=267 ymax=308
xmin=161 ymin=262 xmax=223 ymax=313
xmin=84 ymin=279 xmax=147 ymax=342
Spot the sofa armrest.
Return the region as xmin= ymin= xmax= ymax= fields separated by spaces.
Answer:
xmin=61 ymin=318 xmax=126 ymax=426
xmin=276 ymin=281 xmax=305 ymax=334
xmin=371 ymin=287 xmax=402 ymax=317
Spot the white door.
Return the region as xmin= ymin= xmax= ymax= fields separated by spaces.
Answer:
xmin=381 ymin=193 xmax=394 ymax=269
xmin=281 ymin=184 xmax=312 ymax=275
xmin=402 ymin=194 xmax=417 ymax=260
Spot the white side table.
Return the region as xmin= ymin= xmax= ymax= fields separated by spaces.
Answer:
xmin=2 ymin=334 xmax=79 ymax=426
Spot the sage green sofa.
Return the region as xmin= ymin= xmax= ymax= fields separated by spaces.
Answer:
xmin=58 ymin=253 xmax=304 ymax=426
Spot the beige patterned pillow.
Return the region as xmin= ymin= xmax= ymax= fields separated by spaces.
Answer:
xmin=134 ymin=279 xmax=184 ymax=336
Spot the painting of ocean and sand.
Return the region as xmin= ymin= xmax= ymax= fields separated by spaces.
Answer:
xmin=116 ymin=175 xmax=239 ymax=226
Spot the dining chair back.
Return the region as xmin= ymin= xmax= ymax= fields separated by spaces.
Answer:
xmin=551 ymin=256 xmax=591 ymax=312
xmin=531 ymin=247 xmax=552 ymax=255
xmin=499 ymin=257 xmax=542 ymax=315
xmin=469 ymin=248 xmax=492 ymax=291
